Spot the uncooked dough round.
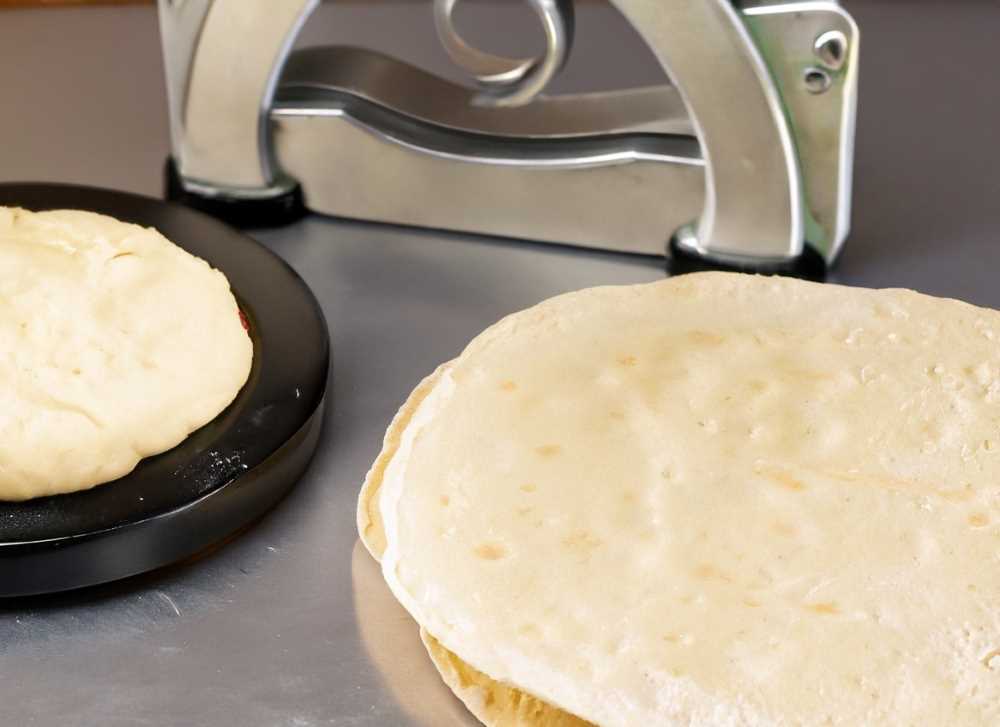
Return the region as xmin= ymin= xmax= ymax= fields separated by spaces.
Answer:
xmin=0 ymin=207 xmax=253 ymax=500
xmin=360 ymin=272 xmax=1000 ymax=726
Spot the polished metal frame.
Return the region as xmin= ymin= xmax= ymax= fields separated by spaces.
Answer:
xmin=158 ymin=0 xmax=858 ymax=266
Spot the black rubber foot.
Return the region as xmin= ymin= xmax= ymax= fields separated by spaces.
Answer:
xmin=666 ymin=236 xmax=827 ymax=282
xmin=164 ymin=157 xmax=306 ymax=229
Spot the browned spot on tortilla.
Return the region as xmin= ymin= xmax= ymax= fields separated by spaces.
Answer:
xmin=805 ymin=602 xmax=840 ymax=615
xmin=439 ymin=495 xmax=450 ymax=507
xmin=617 ymin=355 xmax=638 ymax=367
xmin=474 ymin=543 xmax=508 ymax=561
xmin=757 ymin=467 xmax=807 ymax=492
xmin=500 ymin=380 xmax=517 ymax=392
xmin=818 ymin=469 xmax=956 ymax=499
xmin=969 ymin=513 xmax=989 ymax=528
xmin=515 ymin=506 xmax=533 ymax=517
xmin=694 ymin=563 xmax=733 ymax=582
xmin=609 ymin=410 xmax=626 ymax=420
xmin=520 ymin=483 xmax=537 ymax=493
xmin=785 ymin=368 xmax=834 ymax=382
xmin=686 ymin=330 xmax=725 ymax=346
xmin=536 ymin=444 xmax=562 ymax=457
xmin=743 ymin=598 xmax=761 ymax=608
xmin=662 ymin=634 xmax=680 ymax=643
xmin=562 ymin=530 xmax=603 ymax=551
xmin=771 ymin=520 xmax=796 ymax=537
xmin=937 ymin=487 xmax=975 ymax=503
xmin=982 ymin=648 xmax=1000 ymax=669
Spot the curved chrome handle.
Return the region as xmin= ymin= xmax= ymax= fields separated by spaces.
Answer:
xmin=433 ymin=0 xmax=574 ymax=107
xmin=158 ymin=0 xmax=319 ymax=191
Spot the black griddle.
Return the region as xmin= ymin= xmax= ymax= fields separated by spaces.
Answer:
xmin=0 ymin=184 xmax=329 ymax=597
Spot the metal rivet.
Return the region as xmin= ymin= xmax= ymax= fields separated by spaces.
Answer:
xmin=814 ymin=30 xmax=848 ymax=71
xmin=803 ymin=66 xmax=832 ymax=94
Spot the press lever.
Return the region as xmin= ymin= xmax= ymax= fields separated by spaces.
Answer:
xmin=158 ymin=0 xmax=859 ymax=271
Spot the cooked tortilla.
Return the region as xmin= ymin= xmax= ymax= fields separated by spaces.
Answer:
xmin=360 ymin=272 xmax=1000 ymax=726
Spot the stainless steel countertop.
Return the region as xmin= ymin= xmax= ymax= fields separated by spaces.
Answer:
xmin=1 ymin=3 xmax=999 ymax=725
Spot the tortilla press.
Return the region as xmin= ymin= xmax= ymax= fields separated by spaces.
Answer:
xmin=158 ymin=0 xmax=858 ymax=276
xmin=0 ymin=184 xmax=328 ymax=598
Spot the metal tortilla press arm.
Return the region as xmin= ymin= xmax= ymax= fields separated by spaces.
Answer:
xmin=158 ymin=0 xmax=858 ymax=269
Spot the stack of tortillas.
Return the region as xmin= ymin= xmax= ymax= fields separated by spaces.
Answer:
xmin=359 ymin=272 xmax=999 ymax=726
xmin=0 ymin=207 xmax=252 ymax=501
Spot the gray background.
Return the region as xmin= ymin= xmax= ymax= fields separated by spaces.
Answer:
xmin=1 ymin=2 xmax=998 ymax=725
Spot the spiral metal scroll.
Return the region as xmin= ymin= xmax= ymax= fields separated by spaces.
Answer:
xmin=433 ymin=0 xmax=575 ymax=107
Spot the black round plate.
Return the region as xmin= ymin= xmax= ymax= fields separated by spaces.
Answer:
xmin=0 ymin=184 xmax=329 ymax=597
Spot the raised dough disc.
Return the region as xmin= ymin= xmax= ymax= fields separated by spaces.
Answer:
xmin=0 ymin=207 xmax=252 ymax=500
xmin=360 ymin=272 xmax=1000 ymax=726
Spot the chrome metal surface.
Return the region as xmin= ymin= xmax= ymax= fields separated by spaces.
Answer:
xmin=804 ymin=66 xmax=833 ymax=93
xmin=814 ymin=29 xmax=848 ymax=70
xmin=279 ymin=46 xmax=694 ymax=139
xmin=273 ymin=44 xmax=702 ymax=255
xmin=272 ymin=92 xmax=703 ymax=255
xmin=744 ymin=1 xmax=859 ymax=261
xmin=610 ymin=0 xmax=803 ymax=262
xmin=3 ymin=3 xmax=1000 ymax=726
xmin=158 ymin=0 xmax=212 ymax=167
xmin=434 ymin=0 xmax=575 ymax=107
xmin=158 ymin=0 xmax=319 ymax=192
xmin=159 ymin=0 xmax=858 ymax=267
